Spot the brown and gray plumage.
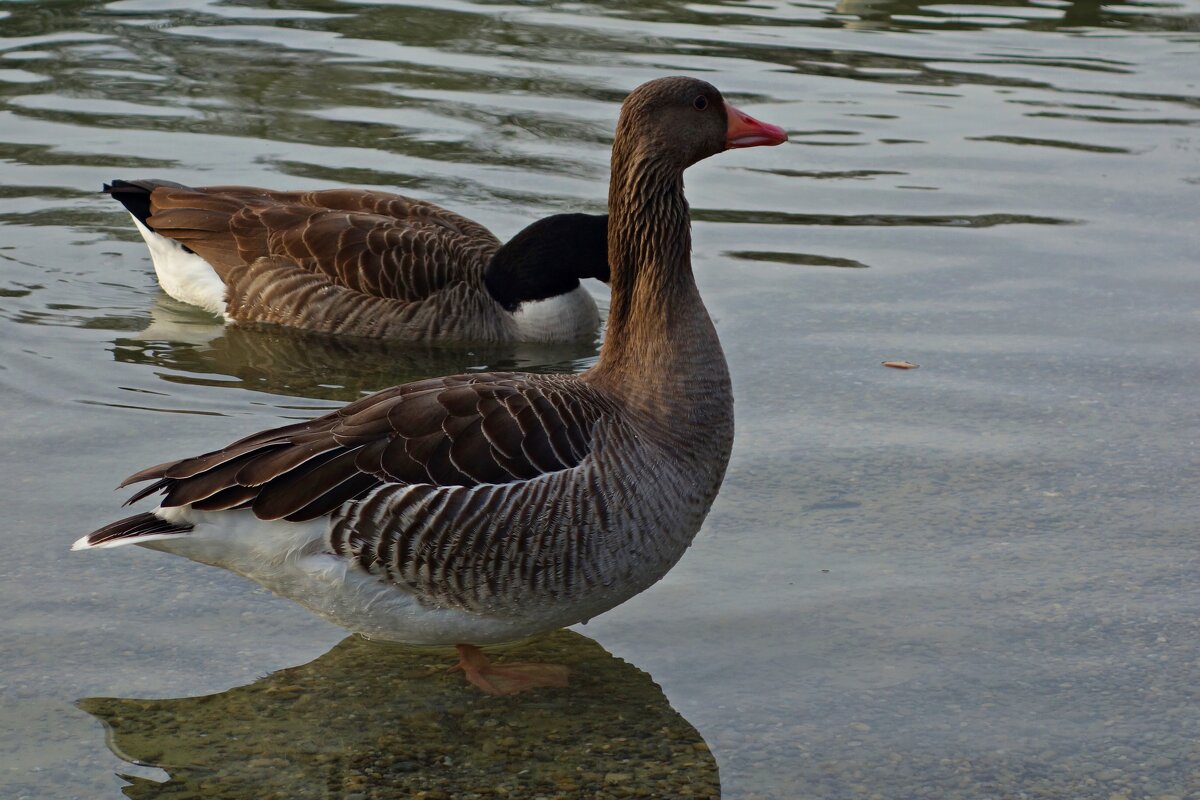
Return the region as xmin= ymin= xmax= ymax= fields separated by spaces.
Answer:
xmin=78 ymin=77 xmax=788 ymax=692
xmin=104 ymin=180 xmax=610 ymax=343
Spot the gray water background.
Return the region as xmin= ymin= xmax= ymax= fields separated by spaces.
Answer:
xmin=1 ymin=0 xmax=1198 ymax=797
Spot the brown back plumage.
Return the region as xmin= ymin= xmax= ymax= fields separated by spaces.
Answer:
xmin=143 ymin=184 xmax=499 ymax=295
xmin=121 ymin=373 xmax=616 ymax=522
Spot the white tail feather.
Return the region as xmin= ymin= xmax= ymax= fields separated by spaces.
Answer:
xmin=71 ymin=531 xmax=188 ymax=551
xmin=130 ymin=216 xmax=228 ymax=317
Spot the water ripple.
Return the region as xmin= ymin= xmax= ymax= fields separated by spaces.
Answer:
xmin=694 ymin=209 xmax=1077 ymax=227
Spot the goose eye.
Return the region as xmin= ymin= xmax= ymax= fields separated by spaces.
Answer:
xmin=693 ymin=95 xmax=708 ymax=111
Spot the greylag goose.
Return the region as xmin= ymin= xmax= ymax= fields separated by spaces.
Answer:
xmin=105 ymin=179 xmax=609 ymax=343
xmin=77 ymin=77 xmax=787 ymax=694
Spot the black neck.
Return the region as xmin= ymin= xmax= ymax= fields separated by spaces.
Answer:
xmin=484 ymin=213 xmax=609 ymax=311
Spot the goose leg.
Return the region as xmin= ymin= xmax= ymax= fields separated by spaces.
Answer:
xmin=450 ymin=644 xmax=570 ymax=695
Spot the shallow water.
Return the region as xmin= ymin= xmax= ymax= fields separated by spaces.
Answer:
xmin=2 ymin=0 xmax=1199 ymax=798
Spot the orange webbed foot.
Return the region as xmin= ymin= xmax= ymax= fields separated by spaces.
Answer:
xmin=450 ymin=644 xmax=570 ymax=695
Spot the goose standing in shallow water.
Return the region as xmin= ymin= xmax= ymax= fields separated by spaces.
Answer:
xmin=78 ymin=77 xmax=787 ymax=694
xmin=105 ymin=179 xmax=610 ymax=343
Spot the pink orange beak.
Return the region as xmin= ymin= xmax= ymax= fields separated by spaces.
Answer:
xmin=725 ymin=102 xmax=788 ymax=149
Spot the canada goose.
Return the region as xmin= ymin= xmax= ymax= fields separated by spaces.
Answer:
xmin=79 ymin=77 xmax=787 ymax=694
xmin=105 ymin=179 xmax=609 ymax=343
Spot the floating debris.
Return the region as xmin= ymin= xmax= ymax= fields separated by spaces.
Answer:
xmin=882 ymin=360 xmax=919 ymax=369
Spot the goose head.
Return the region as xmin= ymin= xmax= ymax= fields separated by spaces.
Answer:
xmin=612 ymin=76 xmax=788 ymax=173
xmin=484 ymin=213 xmax=610 ymax=312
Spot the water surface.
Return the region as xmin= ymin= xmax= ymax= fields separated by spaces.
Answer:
xmin=1 ymin=0 xmax=1198 ymax=798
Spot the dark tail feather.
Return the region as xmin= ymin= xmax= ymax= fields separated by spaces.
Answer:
xmin=73 ymin=512 xmax=193 ymax=551
xmin=103 ymin=179 xmax=188 ymax=227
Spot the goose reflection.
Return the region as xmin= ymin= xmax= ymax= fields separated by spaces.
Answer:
xmin=80 ymin=630 xmax=720 ymax=799
xmin=110 ymin=295 xmax=603 ymax=402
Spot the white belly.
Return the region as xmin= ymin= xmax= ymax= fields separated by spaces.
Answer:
xmin=143 ymin=506 xmax=572 ymax=646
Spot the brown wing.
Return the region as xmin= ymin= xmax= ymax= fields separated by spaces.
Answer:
xmin=213 ymin=188 xmax=496 ymax=243
xmin=222 ymin=256 xmax=507 ymax=340
xmin=141 ymin=184 xmax=500 ymax=301
xmin=120 ymin=372 xmax=615 ymax=523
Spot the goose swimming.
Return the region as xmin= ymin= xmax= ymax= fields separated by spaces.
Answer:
xmin=105 ymin=179 xmax=609 ymax=343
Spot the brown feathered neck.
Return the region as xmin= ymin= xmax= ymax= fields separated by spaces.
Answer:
xmin=586 ymin=113 xmax=730 ymax=425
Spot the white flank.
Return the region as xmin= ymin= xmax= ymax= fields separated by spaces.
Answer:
xmin=77 ymin=499 xmax=543 ymax=646
xmin=129 ymin=216 xmax=228 ymax=317
xmin=509 ymin=285 xmax=600 ymax=343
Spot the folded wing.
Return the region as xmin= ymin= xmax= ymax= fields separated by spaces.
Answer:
xmin=120 ymin=372 xmax=614 ymax=523
xmin=130 ymin=182 xmax=500 ymax=302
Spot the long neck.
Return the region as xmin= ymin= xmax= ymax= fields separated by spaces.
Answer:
xmin=586 ymin=140 xmax=732 ymax=438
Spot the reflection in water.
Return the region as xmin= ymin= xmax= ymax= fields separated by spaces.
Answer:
xmin=727 ymin=250 xmax=870 ymax=269
xmin=80 ymin=631 xmax=720 ymax=799
xmin=834 ymin=0 xmax=1200 ymax=32
xmin=109 ymin=297 xmax=601 ymax=402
